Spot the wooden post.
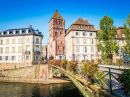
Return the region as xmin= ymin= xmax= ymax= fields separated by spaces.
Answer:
xmin=109 ymin=68 xmax=112 ymax=95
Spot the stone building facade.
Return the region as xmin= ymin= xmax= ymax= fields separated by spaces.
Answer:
xmin=65 ymin=18 xmax=98 ymax=61
xmin=47 ymin=10 xmax=66 ymax=60
xmin=42 ymin=45 xmax=47 ymax=60
xmin=97 ymin=26 xmax=129 ymax=61
xmin=0 ymin=25 xmax=43 ymax=65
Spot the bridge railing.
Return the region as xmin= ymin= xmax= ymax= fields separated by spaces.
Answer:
xmin=66 ymin=65 xmax=125 ymax=97
xmin=49 ymin=64 xmax=112 ymax=97
xmin=97 ymin=66 xmax=124 ymax=97
xmin=48 ymin=61 xmax=126 ymax=97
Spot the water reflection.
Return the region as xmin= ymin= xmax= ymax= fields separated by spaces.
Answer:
xmin=0 ymin=82 xmax=83 ymax=97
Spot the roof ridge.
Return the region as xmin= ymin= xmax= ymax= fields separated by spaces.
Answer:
xmin=73 ymin=18 xmax=92 ymax=25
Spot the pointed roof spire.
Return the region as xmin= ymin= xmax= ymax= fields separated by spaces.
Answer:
xmin=51 ymin=10 xmax=63 ymax=20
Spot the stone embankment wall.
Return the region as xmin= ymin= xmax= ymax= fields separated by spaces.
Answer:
xmin=0 ymin=65 xmax=40 ymax=79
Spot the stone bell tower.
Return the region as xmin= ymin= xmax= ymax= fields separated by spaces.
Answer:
xmin=47 ymin=10 xmax=66 ymax=60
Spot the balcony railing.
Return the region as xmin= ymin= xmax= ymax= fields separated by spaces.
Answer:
xmin=35 ymin=51 xmax=40 ymax=54
xmin=25 ymin=51 xmax=30 ymax=54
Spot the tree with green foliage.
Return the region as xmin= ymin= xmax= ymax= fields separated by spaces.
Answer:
xmin=42 ymin=56 xmax=47 ymax=61
xmin=123 ymin=13 xmax=130 ymax=58
xmin=97 ymin=15 xmax=119 ymax=61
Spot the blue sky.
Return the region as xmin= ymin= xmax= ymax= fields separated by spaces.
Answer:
xmin=0 ymin=0 xmax=130 ymax=45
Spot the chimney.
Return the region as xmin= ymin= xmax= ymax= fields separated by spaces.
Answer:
xmin=96 ymin=27 xmax=98 ymax=30
xmin=29 ymin=25 xmax=32 ymax=28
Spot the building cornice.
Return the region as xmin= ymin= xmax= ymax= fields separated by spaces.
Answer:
xmin=0 ymin=33 xmax=43 ymax=38
xmin=65 ymin=29 xmax=97 ymax=37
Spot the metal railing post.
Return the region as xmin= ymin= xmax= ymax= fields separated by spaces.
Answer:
xmin=109 ymin=68 xmax=112 ymax=95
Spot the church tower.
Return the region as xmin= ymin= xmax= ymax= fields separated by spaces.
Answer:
xmin=47 ymin=10 xmax=66 ymax=60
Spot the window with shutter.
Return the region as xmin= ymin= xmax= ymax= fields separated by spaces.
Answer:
xmin=6 ymin=47 xmax=9 ymax=53
xmin=5 ymin=56 xmax=9 ymax=60
xmin=0 ymin=48 xmax=3 ymax=53
xmin=84 ymin=47 xmax=87 ymax=52
xmin=12 ymin=39 xmax=15 ymax=44
xmin=76 ymin=46 xmax=80 ymax=52
xmin=83 ymin=39 xmax=87 ymax=44
xmin=36 ymin=38 xmax=39 ymax=43
xmin=12 ymin=47 xmax=15 ymax=53
xmin=91 ymin=47 xmax=94 ymax=52
xmin=26 ymin=55 xmax=30 ymax=60
xmin=0 ymin=39 xmax=3 ymax=45
xmin=6 ymin=39 xmax=9 ymax=44
xmin=12 ymin=56 xmax=16 ymax=60
xmin=76 ymin=39 xmax=79 ymax=44
xmin=0 ymin=56 xmax=2 ymax=61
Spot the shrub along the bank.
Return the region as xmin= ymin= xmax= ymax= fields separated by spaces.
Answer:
xmin=48 ymin=59 xmax=62 ymax=67
xmin=105 ymin=58 xmax=112 ymax=65
xmin=97 ymin=58 xmax=102 ymax=64
xmin=61 ymin=59 xmax=68 ymax=70
xmin=117 ymin=69 xmax=130 ymax=96
xmin=82 ymin=60 xmax=104 ymax=83
xmin=115 ymin=58 xmax=124 ymax=66
xmin=48 ymin=59 xmax=105 ymax=84
xmin=40 ymin=61 xmax=46 ymax=65
xmin=67 ymin=60 xmax=78 ymax=74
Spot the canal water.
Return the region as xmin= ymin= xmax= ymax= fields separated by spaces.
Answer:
xmin=0 ymin=82 xmax=83 ymax=97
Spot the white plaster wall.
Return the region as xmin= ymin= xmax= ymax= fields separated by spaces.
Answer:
xmin=0 ymin=36 xmax=23 ymax=62
xmin=34 ymin=36 xmax=41 ymax=51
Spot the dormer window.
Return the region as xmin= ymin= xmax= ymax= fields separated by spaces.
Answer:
xmin=76 ymin=32 xmax=79 ymax=36
xmin=90 ymin=33 xmax=93 ymax=36
xmin=16 ymin=31 xmax=18 ymax=34
xmin=20 ymin=30 xmax=22 ymax=34
xmin=1 ymin=31 xmax=4 ymax=35
xmin=7 ymin=30 xmax=9 ymax=35
xmin=22 ymin=30 xmax=24 ymax=33
xmin=122 ymin=34 xmax=125 ymax=37
xmin=86 ymin=26 xmax=89 ymax=29
xmin=13 ymin=30 xmax=16 ymax=34
xmin=83 ymin=32 xmax=86 ymax=36
xmin=35 ymin=30 xmax=38 ymax=34
xmin=9 ymin=31 xmax=13 ymax=34
xmin=4 ymin=32 xmax=6 ymax=35
xmin=26 ymin=29 xmax=29 ymax=33
xmin=79 ymin=25 xmax=82 ymax=29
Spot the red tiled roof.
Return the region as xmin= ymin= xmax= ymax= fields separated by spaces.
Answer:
xmin=51 ymin=10 xmax=63 ymax=20
xmin=73 ymin=18 xmax=92 ymax=25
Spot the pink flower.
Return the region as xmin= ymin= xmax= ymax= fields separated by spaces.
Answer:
xmin=120 ymin=86 xmax=124 ymax=89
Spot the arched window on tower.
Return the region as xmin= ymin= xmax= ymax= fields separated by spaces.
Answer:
xmin=59 ymin=20 xmax=60 ymax=25
xmin=55 ymin=20 xmax=57 ymax=24
xmin=61 ymin=20 xmax=62 ymax=25
xmin=55 ymin=32 xmax=58 ymax=36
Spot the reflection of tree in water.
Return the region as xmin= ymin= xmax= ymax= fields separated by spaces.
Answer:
xmin=32 ymin=84 xmax=40 ymax=97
